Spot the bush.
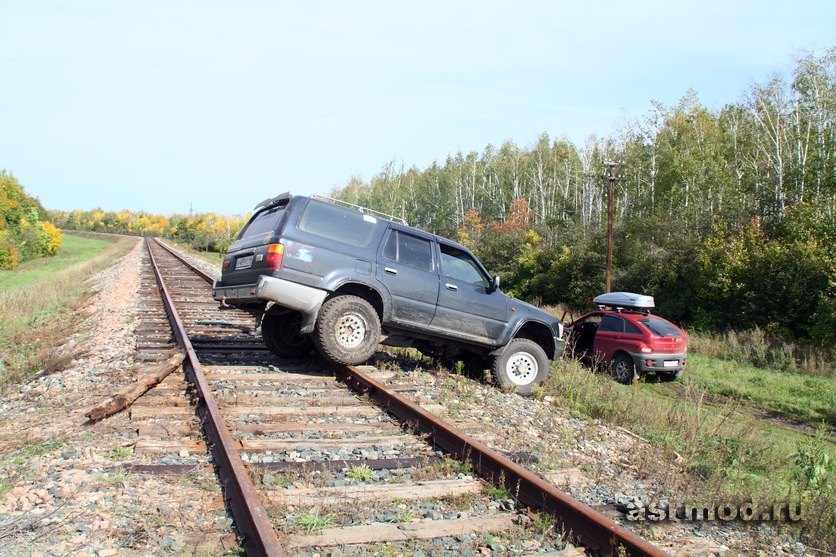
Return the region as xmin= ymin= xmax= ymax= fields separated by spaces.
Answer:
xmin=0 ymin=231 xmax=19 ymax=270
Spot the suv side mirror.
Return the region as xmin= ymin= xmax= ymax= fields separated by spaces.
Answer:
xmin=490 ymin=275 xmax=500 ymax=292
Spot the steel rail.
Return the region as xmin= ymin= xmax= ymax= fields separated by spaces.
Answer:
xmin=149 ymin=237 xmax=667 ymax=556
xmin=337 ymin=364 xmax=670 ymax=557
xmin=150 ymin=237 xmax=217 ymax=284
xmin=145 ymin=239 xmax=286 ymax=557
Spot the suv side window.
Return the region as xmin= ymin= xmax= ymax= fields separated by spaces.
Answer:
xmin=299 ymin=201 xmax=377 ymax=247
xmin=439 ymin=244 xmax=488 ymax=287
xmin=598 ymin=314 xmax=624 ymax=333
xmin=383 ymin=230 xmax=434 ymax=271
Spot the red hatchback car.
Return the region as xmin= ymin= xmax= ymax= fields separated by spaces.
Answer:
xmin=564 ymin=292 xmax=687 ymax=384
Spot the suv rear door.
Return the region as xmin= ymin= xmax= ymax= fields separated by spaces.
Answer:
xmin=221 ymin=202 xmax=289 ymax=286
xmin=376 ymin=227 xmax=439 ymax=327
xmin=430 ymin=241 xmax=508 ymax=343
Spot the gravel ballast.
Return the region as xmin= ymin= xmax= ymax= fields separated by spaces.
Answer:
xmin=0 ymin=239 xmax=813 ymax=556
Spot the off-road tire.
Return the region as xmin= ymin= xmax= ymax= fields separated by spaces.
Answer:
xmin=491 ymin=339 xmax=549 ymax=396
xmin=261 ymin=311 xmax=314 ymax=358
xmin=313 ymin=295 xmax=381 ymax=365
xmin=611 ymin=353 xmax=635 ymax=385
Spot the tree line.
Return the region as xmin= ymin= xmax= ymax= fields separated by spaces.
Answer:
xmin=45 ymin=48 xmax=836 ymax=349
xmin=0 ymin=170 xmax=62 ymax=270
xmin=329 ymin=48 xmax=836 ymax=347
xmin=49 ymin=208 xmax=249 ymax=256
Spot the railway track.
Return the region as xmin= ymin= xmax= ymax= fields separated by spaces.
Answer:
xmin=126 ymin=237 xmax=669 ymax=557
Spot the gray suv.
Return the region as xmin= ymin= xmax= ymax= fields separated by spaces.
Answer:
xmin=212 ymin=193 xmax=564 ymax=394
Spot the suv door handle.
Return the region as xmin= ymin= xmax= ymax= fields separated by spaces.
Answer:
xmin=445 ymin=283 xmax=458 ymax=291
xmin=385 ymin=267 xmax=398 ymax=275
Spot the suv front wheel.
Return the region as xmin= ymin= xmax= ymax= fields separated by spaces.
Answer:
xmin=313 ymin=295 xmax=381 ymax=365
xmin=492 ymin=339 xmax=549 ymax=396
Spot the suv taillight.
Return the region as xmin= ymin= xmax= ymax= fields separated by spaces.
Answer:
xmin=266 ymin=243 xmax=284 ymax=270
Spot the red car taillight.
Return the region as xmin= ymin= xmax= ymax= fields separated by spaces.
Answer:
xmin=266 ymin=243 xmax=284 ymax=270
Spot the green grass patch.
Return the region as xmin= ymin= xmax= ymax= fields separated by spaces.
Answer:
xmin=0 ymin=235 xmax=113 ymax=291
xmin=0 ymin=233 xmax=136 ymax=389
xmin=11 ymin=440 xmax=66 ymax=465
xmin=684 ymin=354 xmax=836 ymax=429
xmin=346 ymin=464 xmax=375 ymax=481
xmin=285 ymin=509 xmax=336 ymax=534
xmin=545 ymin=357 xmax=836 ymax=551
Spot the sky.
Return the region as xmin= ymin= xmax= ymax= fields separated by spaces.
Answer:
xmin=1 ymin=1 xmax=834 ymax=217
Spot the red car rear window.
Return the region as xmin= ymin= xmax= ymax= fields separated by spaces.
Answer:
xmin=639 ymin=317 xmax=681 ymax=337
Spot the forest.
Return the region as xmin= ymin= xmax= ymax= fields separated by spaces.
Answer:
xmin=48 ymin=48 xmax=836 ymax=348
xmin=0 ymin=170 xmax=62 ymax=270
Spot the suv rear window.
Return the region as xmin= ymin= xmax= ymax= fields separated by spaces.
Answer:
xmin=640 ymin=317 xmax=681 ymax=337
xmin=299 ymin=201 xmax=377 ymax=247
xmin=238 ymin=206 xmax=286 ymax=240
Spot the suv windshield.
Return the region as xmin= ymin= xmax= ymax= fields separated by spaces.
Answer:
xmin=640 ymin=317 xmax=681 ymax=337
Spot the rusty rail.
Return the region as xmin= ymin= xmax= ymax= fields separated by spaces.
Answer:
xmin=337 ymin=365 xmax=670 ymax=557
xmin=145 ymin=239 xmax=286 ymax=557
xmin=149 ymin=237 xmax=668 ymax=557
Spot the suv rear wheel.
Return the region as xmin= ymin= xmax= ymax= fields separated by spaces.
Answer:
xmin=491 ymin=339 xmax=549 ymax=396
xmin=313 ymin=295 xmax=381 ymax=365
xmin=261 ymin=310 xmax=314 ymax=358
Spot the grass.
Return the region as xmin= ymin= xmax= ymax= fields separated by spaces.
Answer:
xmin=284 ymin=508 xmax=336 ymax=534
xmin=0 ymin=235 xmax=114 ymax=291
xmin=545 ymin=356 xmax=835 ymax=552
xmin=688 ymin=327 xmax=835 ymax=377
xmin=10 ymin=440 xmax=66 ymax=466
xmin=345 ymin=464 xmax=375 ymax=481
xmin=0 ymin=232 xmax=136 ymax=389
xmin=684 ymin=354 xmax=836 ymax=428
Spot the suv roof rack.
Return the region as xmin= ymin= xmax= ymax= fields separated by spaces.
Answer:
xmin=312 ymin=195 xmax=408 ymax=226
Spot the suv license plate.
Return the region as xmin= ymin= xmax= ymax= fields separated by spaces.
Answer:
xmin=663 ymin=360 xmax=679 ymax=368
xmin=235 ymin=255 xmax=254 ymax=270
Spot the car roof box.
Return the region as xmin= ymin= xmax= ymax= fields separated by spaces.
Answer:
xmin=593 ymin=292 xmax=655 ymax=310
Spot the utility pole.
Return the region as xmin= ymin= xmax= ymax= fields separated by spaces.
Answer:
xmin=604 ymin=162 xmax=624 ymax=293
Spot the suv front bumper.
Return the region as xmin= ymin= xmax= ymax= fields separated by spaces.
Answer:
xmin=212 ymin=275 xmax=327 ymax=333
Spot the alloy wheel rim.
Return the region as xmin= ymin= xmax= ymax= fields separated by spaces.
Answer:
xmin=506 ymin=352 xmax=537 ymax=385
xmin=336 ymin=313 xmax=366 ymax=348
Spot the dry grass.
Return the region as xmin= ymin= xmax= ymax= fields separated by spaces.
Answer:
xmin=544 ymin=357 xmax=835 ymax=553
xmin=0 ymin=234 xmax=136 ymax=389
xmin=688 ymin=327 xmax=835 ymax=377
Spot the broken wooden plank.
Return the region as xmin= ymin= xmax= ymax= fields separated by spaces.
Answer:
xmin=85 ymin=353 xmax=185 ymax=421
xmin=134 ymin=439 xmax=206 ymax=455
